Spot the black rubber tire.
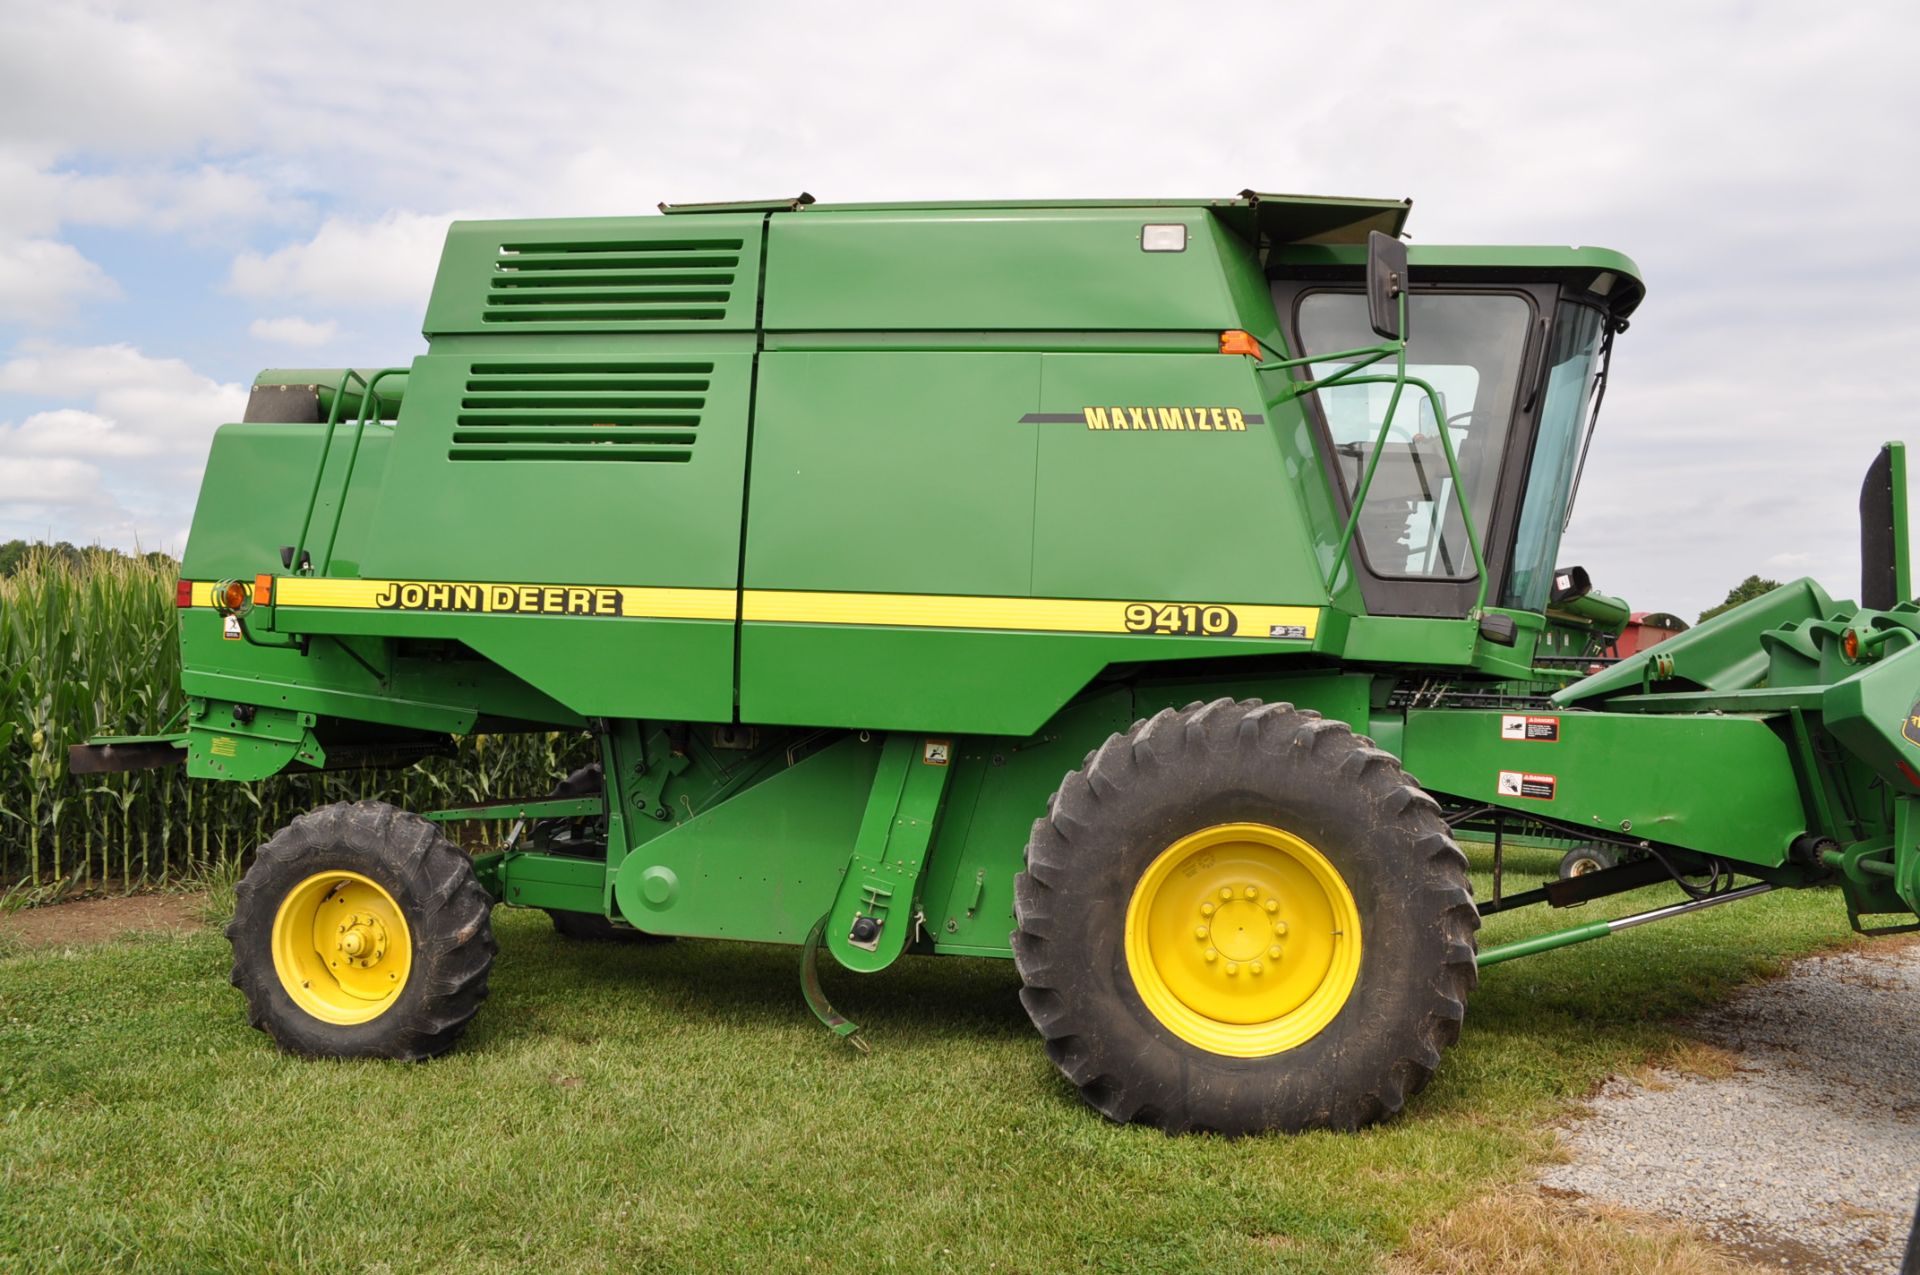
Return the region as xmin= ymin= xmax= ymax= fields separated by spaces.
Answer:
xmin=1012 ymin=698 xmax=1480 ymax=1135
xmin=534 ymin=763 xmax=671 ymax=944
xmin=1558 ymin=843 xmax=1619 ymax=878
xmin=545 ymin=906 xmax=672 ymax=944
xmin=227 ymin=800 xmax=495 ymax=1060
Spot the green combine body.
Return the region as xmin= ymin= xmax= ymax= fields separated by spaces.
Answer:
xmin=91 ymin=190 xmax=1920 ymax=1134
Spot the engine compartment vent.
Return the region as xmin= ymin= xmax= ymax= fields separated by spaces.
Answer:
xmin=482 ymin=239 xmax=741 ymax=325
xmin=448 ymin=361 xmax=711 ymax=463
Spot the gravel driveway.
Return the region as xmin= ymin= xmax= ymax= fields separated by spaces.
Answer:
xmin=1542 ymin=942 xmax=1920 ymax=1272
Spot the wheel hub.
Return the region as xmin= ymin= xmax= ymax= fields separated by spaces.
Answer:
xmin=1123 ymin=822 xmax=1362 ymax=1057
xmin=334 ymin=912 xmax=389 ymax=968
xmin=270 ymin=870 xmax=414 ymax=1025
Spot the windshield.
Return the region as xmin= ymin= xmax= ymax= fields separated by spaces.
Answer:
xmin=1504 ymin=303 xmax=1608 ymax=612
xmin=1298 ymin=291 xmax=1533 ymax=580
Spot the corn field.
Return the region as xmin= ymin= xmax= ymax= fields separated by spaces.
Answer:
xmin=0 ymin=549 xmax=590 ymax=893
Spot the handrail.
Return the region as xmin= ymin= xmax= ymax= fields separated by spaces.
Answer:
xmin=1253 ymin=294 xmax=1491 ymax=616
xmin=289 ymin=368 xmax=406 ymax=578
xmin=315 ymin=368 xmax=406 ymax=575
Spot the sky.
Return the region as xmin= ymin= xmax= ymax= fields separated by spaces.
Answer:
xmin=1 ymin=0 xmax=1915 ymax=620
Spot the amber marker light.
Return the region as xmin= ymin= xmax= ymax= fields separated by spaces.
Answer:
xmin=1219 ymin=330 xmax=1262 ymax=358
xmin=254 ymin=574 xmax=274 ymax=606
xmin=1841 ymin=629 xmax=1861 ymax=662
xmin=222 ymin=580 xmax=249 ymax=612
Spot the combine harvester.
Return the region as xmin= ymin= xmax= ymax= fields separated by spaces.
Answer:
xmin=77 ymin=191 xmax=1919 ymax=1134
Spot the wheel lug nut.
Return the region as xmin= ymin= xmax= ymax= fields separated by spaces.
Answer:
xmin=1273 ymin=921 xmax=1288 ymax=936
xmin=1204 ymin=948 xmax=1218 ymax=962
xmin=1219 ymin=887 xmax=1233 ymax=901
xmin=1193 ymin=926 xmax=1209 ymax=940
xmin=1225 ymin=962 xmax=1238 ymax=976
xmin=1244 ymin=886 xmax=1258 ymax=899
xmin=1200 ymin=902 xmax=1215 ymax=917
xmin=1264 ymin=899 xmax=1278 ymax=913
xmin=1250 ymin=961 xmax=1264 ymax=975
xmin=1269 ymin=945 xmax=1283 ymax=959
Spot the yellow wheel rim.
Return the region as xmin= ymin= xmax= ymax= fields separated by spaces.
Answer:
xmin=1123 ymin=822 xmax=1361 ymax=1058
xmin=270 ymin=871 xmax=413 ymax=1025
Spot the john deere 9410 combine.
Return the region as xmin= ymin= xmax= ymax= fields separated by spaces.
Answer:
xmin=78 ymin=190 xmax=1920 ymax=1134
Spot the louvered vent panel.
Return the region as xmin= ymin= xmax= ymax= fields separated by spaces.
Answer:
xmin=449 ymin=362 xmax=711 ymax=463
xmin=484 ymin=238 xmax=741 ymax=325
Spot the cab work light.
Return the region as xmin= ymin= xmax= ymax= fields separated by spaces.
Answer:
xmin=1141 ymin=223 xmax=1186 ymax=252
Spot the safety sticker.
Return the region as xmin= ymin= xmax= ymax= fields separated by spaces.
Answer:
xmin=1500 ymin=714 xmax=1560 ymax=742
xmin=222 ymin=614 xmax=242 ymax=641
xmin=923 ymin=739 xmax=951 ymax=766
xmin=1497 ymin=770 xmax=1557 ymax=800
xmin=1904 ymin=699 xmax=1920 ymax=748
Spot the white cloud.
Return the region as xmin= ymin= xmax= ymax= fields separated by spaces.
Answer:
xmin=1 ymin=408 xmax=159 ymax=459
xmin=249 ymin=315 xmax=340 ymax=347
xmin=227 ymin=210 xmax=484 ymax=309
xmin=0 ymin=456 xmax=105 ymax=506
xmin=0 ymin=342 xmax=246 ymax=455
xmin=0 ymin=239 xmax=119 ymax=321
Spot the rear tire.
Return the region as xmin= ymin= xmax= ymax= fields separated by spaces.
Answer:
xmin=1012 ymin=699 xmax=1479 ymax=1134
xmin=227 ymin=800 xmax=495 ymax=1060
xmin=1558 ymin=843 xmax=1619 ymax=878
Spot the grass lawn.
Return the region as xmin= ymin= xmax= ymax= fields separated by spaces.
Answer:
xmin=0 ymin=847 xmax=1863 ymax=1273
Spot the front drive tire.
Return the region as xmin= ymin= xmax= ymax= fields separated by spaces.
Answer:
xmin=1012 ymin=699 xmax=1479 ymax=1135
xmin=227 ymin=800 xmax=496 ymax=1060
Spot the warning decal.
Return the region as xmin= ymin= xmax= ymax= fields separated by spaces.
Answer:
xmin=1496 ymin=770 xmax=1557 ymax=801
xmin=1904 ymin=699 xmax=1920 ymax=748
xmin=1499 ymin=714 xmax=1560 ymax=742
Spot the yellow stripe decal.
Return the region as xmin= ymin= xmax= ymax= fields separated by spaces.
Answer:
xmin=189 ymin=578 xmax=1317 ymax=639
xmin=271 ymin=578 xmax=734 ymax=621
xmin=742 ymin=591 xmax=1318 ymax=640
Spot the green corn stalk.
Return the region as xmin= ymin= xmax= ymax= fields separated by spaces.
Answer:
xmin=1 ymin=547 xmax=585 ymax=888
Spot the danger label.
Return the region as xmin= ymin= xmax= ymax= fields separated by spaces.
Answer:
xmin=1500 ymin=714 xmax=1559 ymax=742
xmin=1497 ymin=770 xmax=1557 ymax=800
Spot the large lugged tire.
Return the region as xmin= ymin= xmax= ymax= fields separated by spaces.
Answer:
xmin=227 ymin=800 xmax=496 ymax=1060
xmin=1012 ymin=699 xmax=1479 ymax=1134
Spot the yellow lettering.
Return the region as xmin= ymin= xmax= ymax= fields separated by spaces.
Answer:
xmin=542 ymin=587 xmax=563 ymax=612
xmin=565 ymin=587 xmax=589 ymax=615
xmin=453 ymin=585 xmax=481 ymax=610
xmin=1227 ymin=408 xmax=1246 ymax=431
xmin=1128 ymin=407 xmax=1150 ymax=431
xmin=517 ymin=586 xmax=539 ymax=611
xmin=399 ymin=583 xmax=425 ymax=608
xmin=488 ymin=586 xmax=516 ymax=612
xmin=1083 ymin=407 xmax=1109 ymax=431
xmin=426 ymin=583 xmax=450 ymax=609
xmin=1211 ymin=408 xmax=1225 ymax=430
xmin=595 ymin=588 xmax=622 ymax=615
xmin=1156 ymin=407 xmax=1184 ymax=431
xmin=374 ymin=583 xmax=398 ymax=608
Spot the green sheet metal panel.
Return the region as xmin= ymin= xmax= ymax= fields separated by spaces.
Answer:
xmin=1030 ymin=352 xmax=1333 ymax=603
xmin=423 ymin=214 xmax=766 ymax=335
xmin=762 ymin=207 xmax=1240 ymax=332
xmin=308 ymin=349 xmax=755 ymax=721
xmin=738 ymin=348 xmax=1332 ymax=733
xmin=743 ymin=351 xmax=1041 ymax=595
xmin=613 ymin=735 xmax=882 ymax=942
xmin=1401 ymin=708 xmax=1809 ymax=865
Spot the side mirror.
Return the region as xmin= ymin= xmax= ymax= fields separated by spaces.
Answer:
xmin=1367 ymin=230 xmax=1409 ymax=341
